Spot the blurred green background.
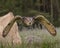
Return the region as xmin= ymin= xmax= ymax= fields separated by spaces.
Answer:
xmin=0 ymin=0 xmax=60 ymax=27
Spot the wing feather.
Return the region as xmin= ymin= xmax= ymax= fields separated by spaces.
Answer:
xmin=2 ymin=16 xmax=22 ymax=37
xmin=35 ymin=15 xmax=56 ymax=36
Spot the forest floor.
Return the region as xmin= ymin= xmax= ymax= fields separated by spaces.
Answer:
xmin=19 ymin=27 xmax=60 ymax=48
xmin=0 ymin=27 xmax=60 ymax=48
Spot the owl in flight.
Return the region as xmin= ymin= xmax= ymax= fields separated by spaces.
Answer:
xmin=2 ymin=15 xmax=56 ymax=37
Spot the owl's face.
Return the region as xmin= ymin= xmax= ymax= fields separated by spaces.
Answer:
xmin=23 ymin=17 xmax=34 ymax=26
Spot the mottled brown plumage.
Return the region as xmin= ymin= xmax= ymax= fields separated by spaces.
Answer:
xmin=35 ymin=15 xmax=56 ymax=36
xmin=2 ymin=15 xmax=56 ymax=38
xmin=3 ymin=16 xmax=22 ymax=37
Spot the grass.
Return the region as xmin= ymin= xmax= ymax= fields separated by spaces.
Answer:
xmin=0 ymin=28 xmax=60 ymax=48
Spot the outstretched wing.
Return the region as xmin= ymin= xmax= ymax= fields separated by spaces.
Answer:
xmin=2 ymin=16 xmax=22 ymax=37
xmin=35 ymin=15 xmax=56 ymax=36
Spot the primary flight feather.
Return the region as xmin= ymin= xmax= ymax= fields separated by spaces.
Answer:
xmin=2 ymin=15 xmax=56 ymax=37
xmin=35 ymin=15 xmax=56 ymax=36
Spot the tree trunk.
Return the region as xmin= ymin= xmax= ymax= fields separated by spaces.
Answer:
xmin=50 ymin=0 xmax=53 ymax=24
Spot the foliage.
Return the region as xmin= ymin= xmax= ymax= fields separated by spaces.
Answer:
xmin=0 ymin=28 xmax=60 ymax=48
xmin=0 ymin=0 xmax=60 ymax=27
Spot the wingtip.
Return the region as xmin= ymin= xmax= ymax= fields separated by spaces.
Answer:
xmin=52 ymin=33 xmax=56 ymax=36
xmin=51 ymin=30 xmax=57 ymax=36
xmin=2 ymin=33 xmax=6 ymax=37
xmin=2 ymin=31 xmax=7 ymax=37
